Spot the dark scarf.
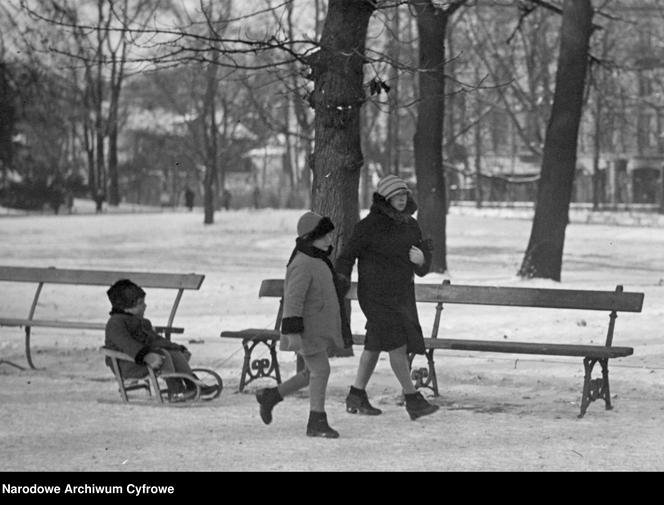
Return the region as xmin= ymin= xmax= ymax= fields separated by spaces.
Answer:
xmin=109 ymin=308 xmax=134 ymax=316
xmin=287 ymin=237 xmax=353 ymax=348
xmin=371 ymin=192 xmax=417 ymax=223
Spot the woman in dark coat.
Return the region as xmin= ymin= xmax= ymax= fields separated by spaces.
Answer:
xmin=336 ymin=174 xmax=439 ymax=420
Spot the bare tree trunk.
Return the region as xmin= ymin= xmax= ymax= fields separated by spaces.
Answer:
xmin=386 ymin=5 xmax=401 ymax=175
xmin=592 ymin=90 xmax=602 ymax=212
xmin=107 ymin=53 xmax=121 ymax=206
xmin=307 ymin=0 xmax=376 ymax=259
xmin=284 ymin=98 xmax=295 ymax=191
xmin=107 ymin=32 xmax=129 ymax=207
xmin=95 ymin=76 xmax=105 ymax=198
xmin=518 ymin=0 xmax=593 ymax=281
xmin=411 ymin=0 xmax=465 ymax=273
xmin=474 ymin=96 xmax=483 ymax=209
xmin=83 ymin=113 xmax=96 ymax=194
xmin=219 ymin=94 xmax=228 ymax=195
xmin=203 ymin=58 xmax=218 ymax=225
xmin=591 ymin=28 xmax=611 ymax=212
xmin=0 ymin=62 xmax=14 ymax=184
xmin=360 ymin=105 xmax=371 ymax=209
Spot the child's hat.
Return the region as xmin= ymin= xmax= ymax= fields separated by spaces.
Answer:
xmin=297 ymin=211 xmax=335 ymax=240
xmin=376 ymin=174 xmax=410 ymax=200
xmin=107 ymin=279 xmax=146 ymax=310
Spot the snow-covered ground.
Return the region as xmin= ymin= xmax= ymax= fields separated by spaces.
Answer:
xmin=0 ymin=208 xmax=663 ymax=471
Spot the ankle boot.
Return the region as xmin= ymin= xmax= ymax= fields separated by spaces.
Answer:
xmin=346 ymin=386 xmax=382 ymax=415
xmin=306 ymin=411 xmax=339 ymax=438
xmin=256 ymin=387 xmax=283 ymax=425
xmin=405 ymin=391 xmax=439 ymax=420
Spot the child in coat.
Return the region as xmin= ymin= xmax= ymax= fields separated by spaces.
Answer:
xmin=104 ymin=279 xmax=218 ymax=401
xmin=255 ymin=211 xmax=352 ymax=438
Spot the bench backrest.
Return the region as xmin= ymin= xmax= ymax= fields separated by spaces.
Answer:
xmin=0 ymin=266 xmax=204 ymax=290
xmin=259 ymin=278 xmax=643 ymax=347
xmin=0 ymin=266 xmax=205 ymax=334
xmin=412 ymin=283 xmax=643 ymax=312
xmin=258 ymin=278 xmax=643 ymax=313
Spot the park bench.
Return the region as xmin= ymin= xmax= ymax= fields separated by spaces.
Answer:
xmin=220 ymin=278 xmax=644 ymax=418
xmin=0 ymin=265 xmax=205 ymax=370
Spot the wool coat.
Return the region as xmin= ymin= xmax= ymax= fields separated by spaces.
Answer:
xmin=104 ymin=311 xmax=186 ymax=377
xmin=280 ymin=250 xmax=345 ymax=356
xmin=336 ymin=193 xmax=432 ymax=354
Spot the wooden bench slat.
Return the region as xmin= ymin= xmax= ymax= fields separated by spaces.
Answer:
xmin=423 ymin=338 xmax=633 ymax=358
xmin=258 ymin=279 xmax=644 ymax=312
xmin=418 ymin=284 xmax=644 ymax=312
xmin=0 ymin=318 xmax=184 ymax=334
xmin=0 ymin=266 xmax=204 ymax=290
xmin=219 ymin=330 xmax=631 ymax=359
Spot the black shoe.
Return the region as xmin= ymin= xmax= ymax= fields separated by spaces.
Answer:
xmin=256 ymin=387 xmax=283 ymax=425
xmin=306 ymin=411 xmax=339 ymax=439
xmin=346 ymin=386 xmax=382 ymax=415
xmin=405 ymin=391 xmax=439 ymax=420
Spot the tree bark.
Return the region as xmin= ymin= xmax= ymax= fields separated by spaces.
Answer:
xmin=411 ymin=0 xmax=453 ymax=273
xmin=518 ymin=0 xmax=593 ymax=281
xmin=0 ymin=62 xmax=15 ymax=184
xmin=93 ymin=0 xmax=107 ymax=199
xmin=307 ymin=0 xmax=376 ymax=259
xmin=203 ymin=58 xmax=218 ymax=225
xmin=107 ymin=21 xmax=129 ymax=207
xmin=386 ymin=6 xmax=401 ymax=175
xmin=107 ymin=53 xmax=122 ymax=206
xmin=474 ymin=89 xmax=483 ymax=209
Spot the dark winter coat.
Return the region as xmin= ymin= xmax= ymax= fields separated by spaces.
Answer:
xmin=336 ymin=193 xmax=432 ymax=354
xmin=104 ymin=310 xmax=186 ymax=377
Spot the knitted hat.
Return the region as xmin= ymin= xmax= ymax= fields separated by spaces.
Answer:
xmin=297 ymin=211 xmax=335 ymax=240
xmin=107 ymin=279 xmax=146 ymax=310
xmin=376 ymin=174 xmax=410 ymax=200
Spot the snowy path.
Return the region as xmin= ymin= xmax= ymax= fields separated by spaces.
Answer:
xmin=0 ymin=210 xmax=663 ymax=471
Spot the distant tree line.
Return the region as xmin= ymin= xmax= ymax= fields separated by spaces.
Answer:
xmin=1 ymin=0 xmax=662 ymax=280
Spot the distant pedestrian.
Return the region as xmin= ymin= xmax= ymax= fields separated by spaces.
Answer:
xmin=222 ymin=188 xmax=232 ymax=211
xmin=184 ymin=186 xmax=195 ymax=211
xmin=252 ymin=186 xmax=260 ymax=209
xmin=94 ymin=189 xmax=105 ymax=214
xmin=160 ymin=191 xmax=170 ymax=208
xmin=65 ymin=191 xmax=74 ymax=214
xmin=48 ymin=183 xmax=65 ymax=215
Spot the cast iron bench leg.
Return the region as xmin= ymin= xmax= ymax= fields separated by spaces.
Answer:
xmin=239 ymin=338 xmax=281 ymax=392
xmin=408 ymin=349 xmax=439 ymax=397
xmin=600 ymin=358 xmax=612 ymax=411
xmin=269 ymin=339 xmax=281 ymax=384
xmin=239 ymin=339 xmax=251 ymax=392
xmin=579 ymin=357 xmax=612 ymax=418
xmin=425 ymin=348 xmax=439 ymax=396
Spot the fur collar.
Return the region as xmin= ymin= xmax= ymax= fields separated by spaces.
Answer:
xmin=370 ymin=192 xmax=417 ymax=223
